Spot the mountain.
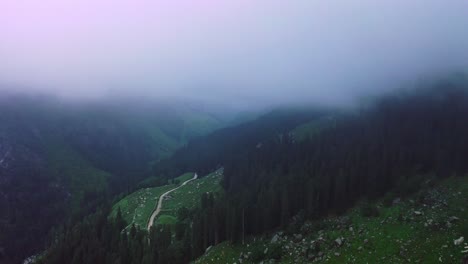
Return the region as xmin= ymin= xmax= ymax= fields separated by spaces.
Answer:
xmin=0 ymin=94 xmax=226 ymax=264
xmin=154 ymin=107 xmax=328 ymax=178
xmin=27 ymin=78 xmax=468 ymax=264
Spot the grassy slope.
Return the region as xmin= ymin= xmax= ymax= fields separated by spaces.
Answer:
xmin=174 ymin=172 xmax=196 ymax=183
xmin=110 ymin=170 xmax=224 ymax=229
xmin=110 ymin=184 xmax=176 ymax=229
xmin=155 ymin=169 xmax=223 ymax=225
xmin=45 ymin=138 xmax=110 ymax=213
xmin=195 ymin=176 xmax=468 ymax=264
xmin=44 ymin=109 xmax=223 ymax=217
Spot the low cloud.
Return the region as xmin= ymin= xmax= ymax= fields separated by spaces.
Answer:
xmin=1 ymin=0 xmax=467 ymax=107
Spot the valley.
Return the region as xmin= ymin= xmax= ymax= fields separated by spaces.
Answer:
xmin=23 ymin=82 xmax=468 ymax=264
xmin=0 ymin=96 xmax=228 ymax=263
xmin=3 ymin=2 xmax=468 ymax=263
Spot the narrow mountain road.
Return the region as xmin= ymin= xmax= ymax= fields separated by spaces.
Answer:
xmin=147 ymin=173 xmax=198 ymax=231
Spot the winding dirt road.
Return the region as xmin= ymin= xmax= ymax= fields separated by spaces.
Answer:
xmin=147 ymin=173 xmax=198 ymax=231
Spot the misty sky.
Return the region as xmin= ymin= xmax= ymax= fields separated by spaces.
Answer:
xmin=1 ymin=0 xmax=468 ymax=107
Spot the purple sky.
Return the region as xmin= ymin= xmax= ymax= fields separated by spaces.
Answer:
xmin=1 ymin=0 xmax=468 ymax=106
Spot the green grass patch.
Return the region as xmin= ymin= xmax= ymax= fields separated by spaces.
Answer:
xmin=158 ymin=169 xmax=223 ymax=218
xmin=111 ymin=169 xmax=224 ymax=235
xmin=195 ymin=241 xmax=249 ymax=264
xmin=173 ymin=172 xmax=195 ymax=184
xmin=110 ymin=184 xmax=175 ymax=229
xmin=110 ymin=172 xmax=202 ymax=230
xmin=155 ymin=215 xmax=177 ymax=226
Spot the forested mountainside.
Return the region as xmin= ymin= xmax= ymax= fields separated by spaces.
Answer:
xmin=38 ymin=80 xmax=468 ymax=264
xmin=154 ymin=108 xmax=327 ymax=179
xmin=0 ymin=94 xmax=224 ymax=264
xmin=217 ymin=82 xmax=468 ymax=238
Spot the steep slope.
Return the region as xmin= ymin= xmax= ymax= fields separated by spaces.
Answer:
xmin=196 ymin=175 xmax=468 ymax=263
xmin=164 ymin=81 xmax=468 ymax=262
xmin=0 ymin=94 xmax=226 ymax=264
xmin=109 ymin=170 xmax=223 ymax=230
xmin=33 ymin=79 xmax=468 ymax=264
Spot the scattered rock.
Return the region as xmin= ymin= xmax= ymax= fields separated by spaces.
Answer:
xmin=335 ymin=237 xmax=344 ymax=247
xmin=271 ymin=234 xmax=279 ymax=243
xmin=454 ymin=237 xmax=464 ymax=246
xmin=393 ymin=198 xmax=401 ymax=205
xmin=414 ymin=211 xmax=423 ymax=216
xmin=294 ymin=234 xmax=303 ymax=242
xmin=205 ymin=246 xmax=212 ymax=253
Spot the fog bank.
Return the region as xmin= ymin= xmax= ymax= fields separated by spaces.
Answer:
xmin=1 ymin=0 xmax=468 ymax=108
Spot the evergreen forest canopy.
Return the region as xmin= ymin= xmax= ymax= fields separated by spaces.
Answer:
xmin=37 ymin=79 xmax=468 ymax=264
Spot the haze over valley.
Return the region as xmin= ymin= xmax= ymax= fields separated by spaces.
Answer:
xmin=1 ymin=1 xmax=468 ymax=264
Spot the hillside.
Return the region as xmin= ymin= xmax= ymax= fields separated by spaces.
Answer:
xmin=154 ymin=108 xmax=327 ymax=178
xmin=196 ymin=175 xmax=468 ymax=263
xmin=155 ymin=169 xmax=223 ymax=225
xmin=0 ymin=94 xmax=226 ymax=263
xmin=35 ymin=82 xmax=468 ymax=264
xmin=110 ymin=170 xmax=224 ymax=229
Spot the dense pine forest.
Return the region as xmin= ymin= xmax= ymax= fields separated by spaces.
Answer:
xmin=38 ymin=80 xmax=468 ymax=263
xmin=153 ymin=108 xmax=326 ymax=178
